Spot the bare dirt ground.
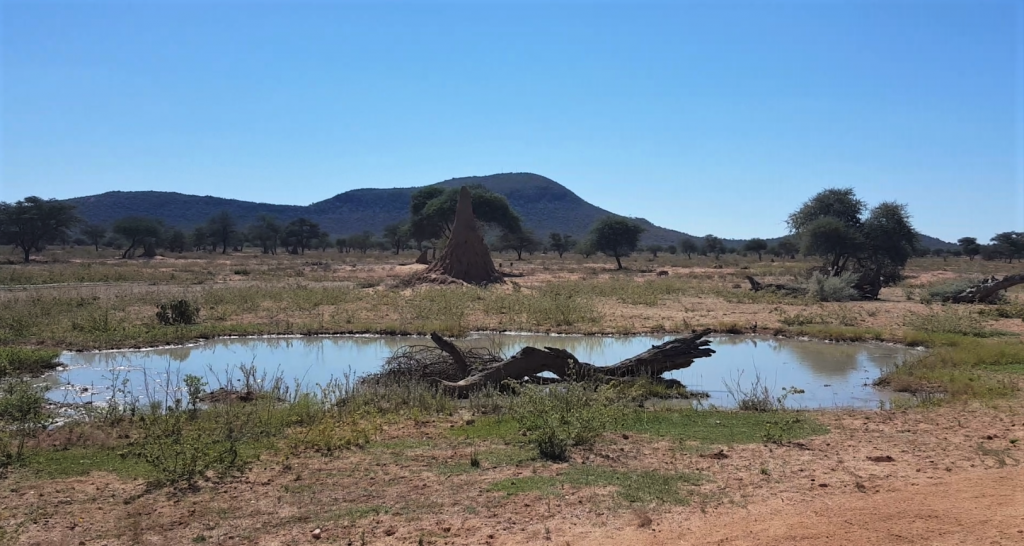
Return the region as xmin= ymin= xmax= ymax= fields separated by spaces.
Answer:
xmin=4 ymin=403 xmax=1023 ymax=545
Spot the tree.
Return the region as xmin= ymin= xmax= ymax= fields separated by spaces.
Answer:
xmin=190 ymin=226 xmax=210 ymax=252
xmin=577 ymin=238 xmax=597 ymax=258
xmin=166 ymin=229 xmax=188 ymax=253
xmin=776 ymin=238 xmax=799 ymax=259
xmin=548 ymin=233 xmax=575 ymax=258
xmin=283 ymin=218 xmax=320 ymax=254
xmin=788 ymin=189 xmax=917 ymax=293
xmin=81 ymin=223 xmax=107 ymax=251
xmin=383 ymin=222 xmax=410 ymax=254
xmin=335 ymin=237 xmax=347 ymax=253
xmin=206 ymin=211 xmax=237 ymax=255
xmin=665 ymin=244 xmax=677 ymax=255
xmin=317 ymin=231 xmax=333 ymax=252
xmin=932 ymin=248 xmax=946 ymax=261
xmin=409 ymin=185 xmax=523 ymax=245
xmin=590 ymin=217 xmax=645 ymax=270
xmin=0 ymin=197 xmax=80 ymax=263
xmin=499 ymin=230 xmax=541 ymax=260
xmin=646 ymin=244 xmax=664 ymax=258
xmin=990 ymin=232 xmax=1024 ymax=263
xmin=679 ymin=238 xmax=698 ymax=259
xmin=349 ymin=231 xmax=375 ymax=254
xmin=743 ymin=238 xmax=768 ymax=261
xmin=957 ymin=237 xmax=981 ymax=261
xmin=702 ymin=235 xmax=726 ymax=259
xmin=248 ymin=215 xmax=282 ymax=255
xmin=112 ymin=217 xmax=163 ymax=259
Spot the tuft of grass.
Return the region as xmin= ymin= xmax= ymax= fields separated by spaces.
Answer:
xmin=0 ymin=347 xmax=61 ymax=375
xmin=876 ymin=338 xmax=1023 ymax=399
xmin=806 ymin=272 xmax=859 ymax=302
xmin=508 ymin=382 xmax=621 ymax=461
xmin=488 ymin=466 xmax=705 ymax=505
xmin=21 ymin=447 xmax=159 ymax=481
xmin=903 ymin=307 xmax=1003 ymax=338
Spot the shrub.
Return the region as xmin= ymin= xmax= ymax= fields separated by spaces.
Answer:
xmin=156 ymin=299 xmax=201 ymax=325
xmin=0 ymin=372 xmax=51 ymax=468
xmin=508 ymin=381 xmax=620 ymax=461
xmin=122 ymin=410 xmax=242 ymax=485
xmin=0 ymin=347 xmax=61 ymax=375
xmin=922 ymin=278 xmax=1002 ymax=304
xmin=805 ymin=272 xmax=858 ymax=302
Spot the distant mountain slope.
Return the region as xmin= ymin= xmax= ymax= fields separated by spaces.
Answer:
xmin=63 ymin=172 xmax=955 ymax=249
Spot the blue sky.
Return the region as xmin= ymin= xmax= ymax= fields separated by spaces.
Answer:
xmin=2 ymin=0 xmax=1022 ymax=241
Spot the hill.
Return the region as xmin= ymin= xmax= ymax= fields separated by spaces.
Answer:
xmin=63 ymin=172 xmax=955 ymax=249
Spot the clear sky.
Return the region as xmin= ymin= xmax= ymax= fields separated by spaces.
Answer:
xmin=2 ymin=0 xmax=1022 ymax=241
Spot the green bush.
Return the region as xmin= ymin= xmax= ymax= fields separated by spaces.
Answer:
xmin=922 ymin=278 xmax=1002 ymax=304
xmin=122 ymin=410 xmax=243 ymax=485
xmin=0 ymin=375 xmax=51 ymax=469
xmin=805 ymin=272 xmax=858 ymax=302
xmin=156 ymin=299 xmax=201 ymax=326
xmin=508 ymin=381 xmax=620 ymax=461
xmin=0 ymin=347 xmax=61 ymax=375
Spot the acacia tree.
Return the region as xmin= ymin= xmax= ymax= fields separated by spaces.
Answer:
xmin=957 ymin=237 xmax=981 ymax=261
xmin=81 ymin=223 xmax=107 ymax=251
xmin=499 ymin=230 xmax=541 ymax=260
xmin=646 ymin=244 xmax=664 ymax=258
xmin=576 ymin=238 xmax=597 ymax=258
xmin=743 ymin=238 xmax=768 ymax=261
xmin=991 ymin=232 xmax=1024 ymax=263
xmin=112 ymin=216 xmax=163 ymax=259
xmin=247 ymin=215 xmax=281 ymax=255
xmin=283 ymin=218 xmax=320 ymax=254
xmin=166 ymin=229 xmax=188 ymax=253
xmin=679 ymin=238 xmax=698 ymax=259
xmin=702 ymin=234 xmax=725 ymax=259
xmin=0 ymin=197 xmax=80 ymax=263
xmin=776 ymin=238 xmax=799 ymax=259
xmin=206 ymin=211 xmax=237 ymax=254
xmin=409 ymin=185 xmax=523 ymax=246
xmin=590 ymin=217 xmax=645 ymax=270
xmin=788 ymin=188 xmax=917 ymax=290
xmin=383 ymin=222 xmax=409 ymax=254
xmin=348 ymin=231 xmax=375 ymax=254
xmin=548 ymin=233 xmax=575 ymax=258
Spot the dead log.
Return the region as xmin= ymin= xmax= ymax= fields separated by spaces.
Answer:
xmin=745 ymin=276 xmax=804 ymax=295
xmin=947 ymin=273 xmax=1024 ymax=303
xmin=429 ymin=330 xmax=715 ymax=396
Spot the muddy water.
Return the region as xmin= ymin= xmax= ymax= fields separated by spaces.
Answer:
xmin=47 ymin=334 xmax=921 ymax=409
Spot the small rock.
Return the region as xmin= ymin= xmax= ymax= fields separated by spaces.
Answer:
xmin=621 ymin=434 xmax=630 ymax=440
xmin=312 ymin=528 xmax=321 ymax=540
xmin=818 ymin=483 xmax=829 ymax=488
xmin=384 ymin=528 xmax=397 ymax=537
xmin=867 ymin=455 xmax=895 ymax=463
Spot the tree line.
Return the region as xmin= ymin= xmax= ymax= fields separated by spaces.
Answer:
xmin=2 ymin=191 xmax=1023 ymax=275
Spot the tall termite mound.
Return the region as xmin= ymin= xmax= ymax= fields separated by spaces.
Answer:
xmin=416 ymin=186 xmax=503 ymax=285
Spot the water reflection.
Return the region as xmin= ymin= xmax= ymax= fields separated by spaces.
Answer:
xmin=52 ymin=334 xmax=919 ymax=409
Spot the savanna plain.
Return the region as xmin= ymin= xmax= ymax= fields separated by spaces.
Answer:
xmin=2 ymin=249 xmax=1023 ymax=545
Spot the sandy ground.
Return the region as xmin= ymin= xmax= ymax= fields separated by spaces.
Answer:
xmin=4 ymin=403 xmax=1023 ymax=545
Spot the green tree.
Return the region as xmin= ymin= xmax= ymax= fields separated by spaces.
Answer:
xmin=206 ymin=211 xmax=237 ymax=255
xmin=499 ymin=230 xmax=541 ymax=260
xmin=190 ymin=226 xmax=210 ymax=252
xmin=702 ymin=234 xmax=726 ymax=259
xmin=81 ymin=223 xmax=107 ymax=251
xmin=576 ymin=238 xmax=597 ymax=258
xmin=335 ymin=237 xmax=347 ymax=253
xmin=166 ymin=229 xmax=188 ymax=253
xmin=408 ymin=185 xmax=523 ymax=245
xmin=283 ymin=218 xmax=321 ymax=254
xmin=590 ymin=217 xmax=645 ymax=270
xmin=646 ymin=243 xmax=664 ymax=257
xmin=383 ymin=222 xmax=409 ymax=254
xmin=787 ymin=188 xmax=866 ymax=275
xmin=247 ymin=215 xmax=282 ymax=255
xmin=317 ymin=230 xmax=332 ymax=252
xmin=0 ymin=197 xmax=80 ymax=263
xmin=679 ymin=238 xmax=698 ymax=259
xmin=990 ymin=232 xmax=1024 ymax=263
xmin=931 ymin=248 xmax=946 ymax=261
xmin=776 ymin=238 xmax=799 ymax=259
xmin=957 ymin=237 xmax=981 ymax=261
xmin=548 ymin=232 xmax=575 ymax=258
xmin=112 ymin=216 xmax=163 ymax=259
xmin=348 ymin=231 xmax=375 ymax=254
xmin=743 ymin=238 xmax=768 ymax=261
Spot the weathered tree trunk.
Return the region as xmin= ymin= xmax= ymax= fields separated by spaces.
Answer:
xmin=947 ymin=273 xmax=1024 ymax=303
xmin=745 ymin=276 xmax=804 ymax=295
xmin=415 ymin=186 xmax=503 ymax=285
xmin=428 ymin=330 xmax=715 ymax=396
xmin=415 ymin=249 xmax=430 ymax=265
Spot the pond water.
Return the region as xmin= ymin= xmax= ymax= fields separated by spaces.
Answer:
xmin=45 ymin=334 xmax=922 ymax=409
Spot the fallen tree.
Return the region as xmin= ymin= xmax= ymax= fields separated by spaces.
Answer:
xmin=371 ymin=330 xmax=716 ymax=397
xmin=944 ymin=273 xmax=1024 ymax=304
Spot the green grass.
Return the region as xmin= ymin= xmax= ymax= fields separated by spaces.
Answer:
xmin=21 ymin=447 xmax=159 ymax=481
xmin=0 ymin=347 xmax=61 ymax=375
xmin=877 ymin=337 xmax=1024 ymax=399
xmin=455 ymin=409 xmax=828 ymax=446
xmin=488 ymin=466 xmax=706 ymax=505
xmin=902 ymin=307 xmax=1004 ymax=339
